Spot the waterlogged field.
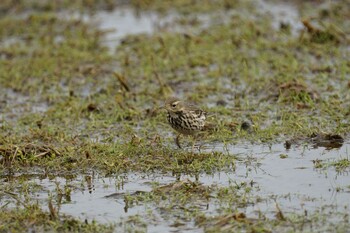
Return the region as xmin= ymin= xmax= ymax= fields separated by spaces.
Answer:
xmin=0 ymin=0 xmax=349 ymax=232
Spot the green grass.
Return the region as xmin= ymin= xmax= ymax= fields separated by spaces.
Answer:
xmin=315 ymin=157 xmax=350 ymax=172
xmin=0 ymin=204 xmax=114 ymax=233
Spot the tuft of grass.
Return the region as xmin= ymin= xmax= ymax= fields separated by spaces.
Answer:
xmin=330 ymin=158 xmax=350 ymax=172
xmin=0 ymin=204 xmax=115 ymax=232
xmin=313 ymin=157 xmax=350 ymax=173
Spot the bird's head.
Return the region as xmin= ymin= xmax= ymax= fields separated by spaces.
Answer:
xmin=164 ymin=97 xmax=184 ymax=113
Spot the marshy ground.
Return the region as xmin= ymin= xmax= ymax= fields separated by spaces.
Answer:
xmin=0 ymin=0 xmax=349 ymax=232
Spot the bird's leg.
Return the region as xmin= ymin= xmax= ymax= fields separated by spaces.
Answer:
xmin=191 ymin=136 xmax=197 ymax=154
xmin=175 ymin=134 xmax=182 ymax=149
xmin=191 ymin=134 xmax=203 ymax=153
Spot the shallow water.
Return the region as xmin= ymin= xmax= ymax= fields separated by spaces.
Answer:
xmin=0 ymin=88 xmax=49 ymax=124
xmin=205 ymin=142 xmax=350 ymax=215
xmin=2 ymin=141 xmax=349 ymax=232
xmin=258 ymin=0 xmax=304 ymax=36
xmin=93 ymin=8 xmax=178 ymax=51
xmin=91 ymin=0 xmax=305 ymax=52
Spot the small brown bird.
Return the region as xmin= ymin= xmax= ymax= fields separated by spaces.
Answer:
xmin=164 ymin=97 xmax=207 ymax=149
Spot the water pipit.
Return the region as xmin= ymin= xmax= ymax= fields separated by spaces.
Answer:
xmin=163 ymin=97 xmax=207 ymax=150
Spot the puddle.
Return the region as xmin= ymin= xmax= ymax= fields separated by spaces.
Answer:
xmin=91 ymin=8 xmax=180 ymax=51
xmin=50 ymin=174 xmax=153 ymax=223
xmin=0 ymin=88 xmax=48 ymax=124
xmin=91 ymin=7 xmax=238 ymax=52
xmin=203 ymin=142 xmax=350 ymax=215
xmin=1 ymin=141 xmax=349 ymax=231
xmin=90 ymin=0 xmax=306 ymax=52
xmin=258 ymin=0 xmax=304 ymax=36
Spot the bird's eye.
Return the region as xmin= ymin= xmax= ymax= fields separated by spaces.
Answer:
xmin=171 ymin=103 xmax=177 ymax=108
